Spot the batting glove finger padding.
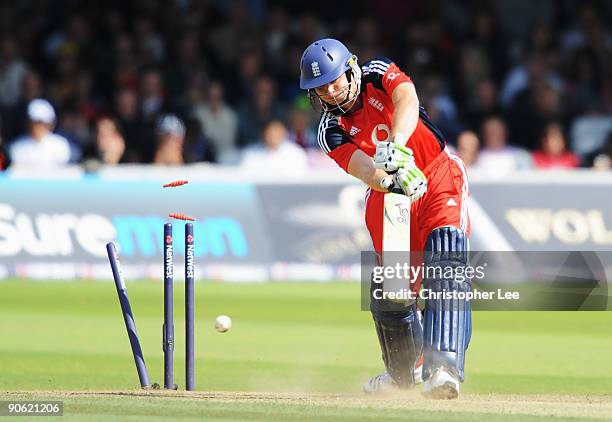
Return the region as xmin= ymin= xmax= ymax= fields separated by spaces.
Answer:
xmin=374 ymin=141 xmax=416 ymax=172
xmin=394 ymin=167 xmax=427 ymax=202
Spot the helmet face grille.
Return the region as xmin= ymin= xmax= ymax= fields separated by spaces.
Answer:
xmin=308 ymin=57 xmax=362 ymax=116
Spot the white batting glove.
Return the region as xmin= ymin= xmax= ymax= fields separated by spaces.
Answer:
xmin=374 ymin=141 xmax=416 ymax=172
xmin=379 ymin=174 xmax=403 ymax=194
xmin=393 ymin=167 xmax=427 ymax=203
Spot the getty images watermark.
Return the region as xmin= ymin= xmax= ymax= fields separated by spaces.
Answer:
xmin=370 ymin=261 xmax=519 ymax=302
xmin=360 ymin=251 xmax=611 ymax=311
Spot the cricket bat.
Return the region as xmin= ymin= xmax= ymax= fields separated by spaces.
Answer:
xmin=382 ymin=191 xmax=411 ymax=257
xmin=381 ymin=149 xmax=412 ymax=301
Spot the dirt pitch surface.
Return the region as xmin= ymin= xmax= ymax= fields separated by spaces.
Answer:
xmin=4 ymin=390 xmax=612 ymax=421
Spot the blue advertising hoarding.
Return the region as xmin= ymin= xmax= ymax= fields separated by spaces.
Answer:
xmin=1 ymin=173 xmax=612 ymax=280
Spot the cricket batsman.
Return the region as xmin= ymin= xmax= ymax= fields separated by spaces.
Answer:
xmin=299 ymin=39 xmax=471 ymax=399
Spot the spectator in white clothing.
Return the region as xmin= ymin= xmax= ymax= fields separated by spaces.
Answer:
xmin=192 ymin=81 xmax=238 ymax=164
xmin=8 ymin=99 xmax=71 ymax=168
xmin=477 ymin=116 xmax=532 ymax=176
xmin=242 ymin=120 xmax=308 ymax=174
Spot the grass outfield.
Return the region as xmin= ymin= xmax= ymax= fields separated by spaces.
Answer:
xmin=1 ymin=279 xmax=612 ymax=420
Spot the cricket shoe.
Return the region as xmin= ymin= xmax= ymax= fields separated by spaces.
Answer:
xmin=363 ymin=358 xmax=424 ymax=394
xmin=363 ymin=372 xmax=397 ymax=394
xmin=422 ymin=368 xmax=460 ymax=399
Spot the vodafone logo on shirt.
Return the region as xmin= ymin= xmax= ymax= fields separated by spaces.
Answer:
xmin=371 ymin=124 xmax=391 ymax=144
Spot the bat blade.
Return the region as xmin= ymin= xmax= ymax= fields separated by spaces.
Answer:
xmin=382 ymin=192 xmax=411 ymax=253
xmin=382 ymin=192 xmax=412 ymax=302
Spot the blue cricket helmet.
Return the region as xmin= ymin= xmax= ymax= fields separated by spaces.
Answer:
xmin=300 ymin=38 xmax=362 ymax=115
xmin=300 ymin=38 xmax=354 ymax=89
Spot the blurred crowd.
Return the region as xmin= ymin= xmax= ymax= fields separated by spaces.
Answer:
xmin=0 ymin=0 xmax=611 ymax=175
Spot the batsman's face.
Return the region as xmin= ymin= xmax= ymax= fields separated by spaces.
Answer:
xmin=314 ymin=73 xmax=354 ymax=105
